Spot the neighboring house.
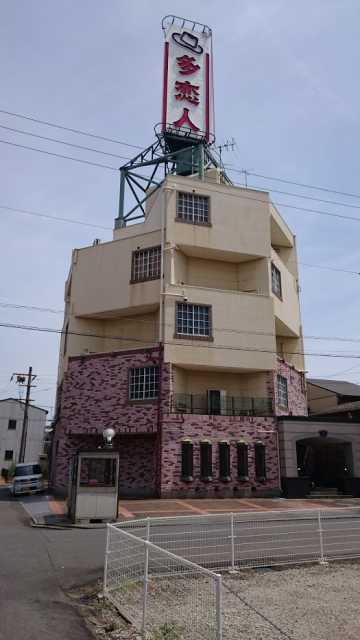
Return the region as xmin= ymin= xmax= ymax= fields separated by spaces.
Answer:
xmin=0 ymin=398 xmax=47 ymax=471
xmin=307 ymin=379 xmax=360 ymax=416
xmin=51 ymin=167 xmax=307 ymax=498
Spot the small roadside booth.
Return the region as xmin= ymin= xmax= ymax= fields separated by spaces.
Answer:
xmin=68 ymin=449 xmax=120 ymax=523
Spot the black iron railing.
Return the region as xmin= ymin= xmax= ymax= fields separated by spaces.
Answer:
xmin=171 ymin=394 xmax=273 ymax=416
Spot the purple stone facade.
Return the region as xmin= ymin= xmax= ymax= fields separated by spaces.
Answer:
xmin=51 ymin=348 xmax=306 ymax=497
xmin=160 ymin=415 xmax=279 ymax=498
xmin=273 ymin=358 xmax=308 ymax=417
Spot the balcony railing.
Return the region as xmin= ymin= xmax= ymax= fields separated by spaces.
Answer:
xmin=170 ymin=394 xmax=273 ymax=416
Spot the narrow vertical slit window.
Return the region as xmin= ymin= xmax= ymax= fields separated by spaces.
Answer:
xmin=271 ymin=263 xmax=282 ymax=299
xmin=181 ymin=441 xmax=193 ymax=480
xmin=237 ymin=443 xmax=249 ymax=480
xmin=200 ymin=441 xmax=212 ymax=479
xmin=277 ymin=375 xmax=288 ymax=409
xmin=219 ymin=442 xmax=231 ymax=480
xmin=255 ymin=443 xmax=266 ymax=481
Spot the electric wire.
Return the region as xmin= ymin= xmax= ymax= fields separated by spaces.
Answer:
xmin=5 ymin=120 xmax=360 ymax=215
xmin=2 ymin=321 xmax=360 ymax=360
xmin=3 ymin=300 xmax=360 ymax=345
xmin=0 ymin=124 xmax=132 ymax=161
xmin=0 ymin=204 xmax=112 ymax=230
xmin=242 ymin=170 xmax=360 ymax=200
xmin=0 ymin=108 xmax=143 ymax=150
xmin=3 ymin=106 xmax=360 ymax=203
xmin=0 ymin=138 xmax=118 ymax=171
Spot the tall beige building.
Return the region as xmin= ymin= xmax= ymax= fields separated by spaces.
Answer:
xmin=52 ymin=168 xmax=307 ymax=498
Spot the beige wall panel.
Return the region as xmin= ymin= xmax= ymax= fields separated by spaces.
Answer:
xmin=164 ymin=285 xmax=276 ymax=371
xmin=165 ymin=176 xmax=270 ymax=259
xmin=271 ymin=248 xmax=301 ymax=337
xmin=71 ymin=231 xmax=161 ymax=317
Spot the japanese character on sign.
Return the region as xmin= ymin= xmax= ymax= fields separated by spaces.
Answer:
xmin=175 ymin=80 xmax=199 ymax=105
xmin=173 ymin=108 xmax=199 ymax=132
xmin=176 ymin=55 xmax=200 ymax=76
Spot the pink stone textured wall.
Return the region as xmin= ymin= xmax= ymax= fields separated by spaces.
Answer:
xmin=273 ymin=358 xmax=308 ymax=416
xmin=52 ymin=348 xmax=305 ymax=497
xmin=52 ymin=432 xmax=157 ymax=495
xmin=51 ymin=347 xmax=167 ymax=492
xmin=59 ymin=347 xmax=165 ymax=435
xmin=160 ymin=415 xmax=280 ymax=498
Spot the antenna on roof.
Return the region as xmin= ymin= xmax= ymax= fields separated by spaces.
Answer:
xmin=216 ymin=137 xmax=236 ymax=165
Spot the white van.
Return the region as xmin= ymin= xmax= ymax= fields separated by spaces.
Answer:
xmin=11 ymin=462 xmax=44 ymax=496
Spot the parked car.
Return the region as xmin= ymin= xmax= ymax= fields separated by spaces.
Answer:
xmin=11 ymin=462 xmax=44 ymax=496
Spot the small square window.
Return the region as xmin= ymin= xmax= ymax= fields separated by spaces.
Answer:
xmin=176 ymin=303 xmax=212 ymax=338
xmin=271 ymin=263 xmax=282 ymax=298
xmin=131 ymin=246 xmax=161 ymax=283
xmin=129 ymin=366 xmax=159 ymax=401
xmin=4 ymin=450 xmax=13 ymax=461
xmin=8 ymin=419 xmax=16 ymax=430
xmin=176 ymin=192 xmax=210 ymax=225
xmin=277 ymin=375 xmax=288 ymax=409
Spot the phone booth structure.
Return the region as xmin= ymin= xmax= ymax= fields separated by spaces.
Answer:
xmin=68 ymin=450 xmax=120 ymax=523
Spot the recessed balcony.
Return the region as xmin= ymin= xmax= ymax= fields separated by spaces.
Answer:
xmin=170 ymin=393 xmax=273 ymax=416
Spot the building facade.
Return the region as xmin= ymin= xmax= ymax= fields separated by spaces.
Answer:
xmin=0 ymin=398 xmax=47 ymax=472
xmin=51 ymin=170 xmax=307 ymax=497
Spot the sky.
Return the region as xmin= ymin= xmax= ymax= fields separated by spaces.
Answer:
xmin=1 ymin=0 xmax=360 ymax=419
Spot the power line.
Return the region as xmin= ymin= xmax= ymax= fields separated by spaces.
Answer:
xmin=0 ymin=138 xmax=118 ymax=170
xmin=242 ymin=170 xmax=360 ymax=201
xmin=4 ymin=300 xmax=360 ymax=345
xmin=4 ymin=134 xmax=360 ymax=227
xmin=0 ymin=204 xmax=112 ymax=230
xmin=3 ymin=106 xmax=360 ymax=205
xmin=4 ymin=122 xmax=360 ymax=220
xmin=0 ymin=124 xmax=132 ymax=161
xmin=2 ymin=200 xmax=359 ymax=274
xmin=0 ymin=302 xmax=63 ymax=314
xmin=0 ymin=108 xmax=143 ymax=150
xmin=2 ymin=320 xmax=360 ymax=360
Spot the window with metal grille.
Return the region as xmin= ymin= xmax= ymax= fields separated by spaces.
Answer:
xmin=129 ymin=366 xmax=159 ymax=401
xmin=255 ymin=443 xmax=266 ymax=480
xmin=8 ymin=419 xmax=16 ymax=430
xmin=277 ymin=374 xmax=288 ymax=408
xmin=176 ymin=302 xmax=211 ymax=337
xmin=176 ymin=192 xmax=210 ymax=225
xmin=271 ymin=263 xmax=282 ymax=298
xmin=219 ymin=442 xmax=231 ymax=479
xmin=237 ymin=443 xmax=249 ymax=479
xmin=131 ymin=246 xmax=161 ymax=283
xmin=181 ymin=441 xmax=193 ymax=479
xmin=200 ymin=442 xmax=212 ymax=479
xmin=4 ymin=450 xmax=13 ymax=461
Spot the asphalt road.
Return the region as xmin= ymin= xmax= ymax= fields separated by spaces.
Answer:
xmin=0 ymin=488 xmax=105 ymax=640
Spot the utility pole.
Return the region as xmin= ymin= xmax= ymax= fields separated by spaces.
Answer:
xmin=11 ymin=368 xmax=37 ymax=463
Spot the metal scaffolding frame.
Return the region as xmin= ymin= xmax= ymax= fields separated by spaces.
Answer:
xmin=114 ymin=131 xmax=230 ymax=228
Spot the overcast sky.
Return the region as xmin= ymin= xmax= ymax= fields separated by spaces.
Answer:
xmin=1 ymin=0 xmax=360 ymax=418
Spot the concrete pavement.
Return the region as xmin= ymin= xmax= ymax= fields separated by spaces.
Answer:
xmin=15 ymin=490 xmax=360 ymax=527
xmin=0 ymin=488 xmax=105 ymax=640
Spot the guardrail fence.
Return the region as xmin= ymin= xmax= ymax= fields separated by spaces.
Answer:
xmin=104 ymin=523 xmax=222 ymax=639
xmin=103 ymin=508 xmax=360 ymax=639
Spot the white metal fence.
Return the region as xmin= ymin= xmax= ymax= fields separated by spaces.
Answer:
xmin=104 ymin=523 xmax=222 ymax=639
xmin=104 ymin=508 xmax=360 ymax=638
